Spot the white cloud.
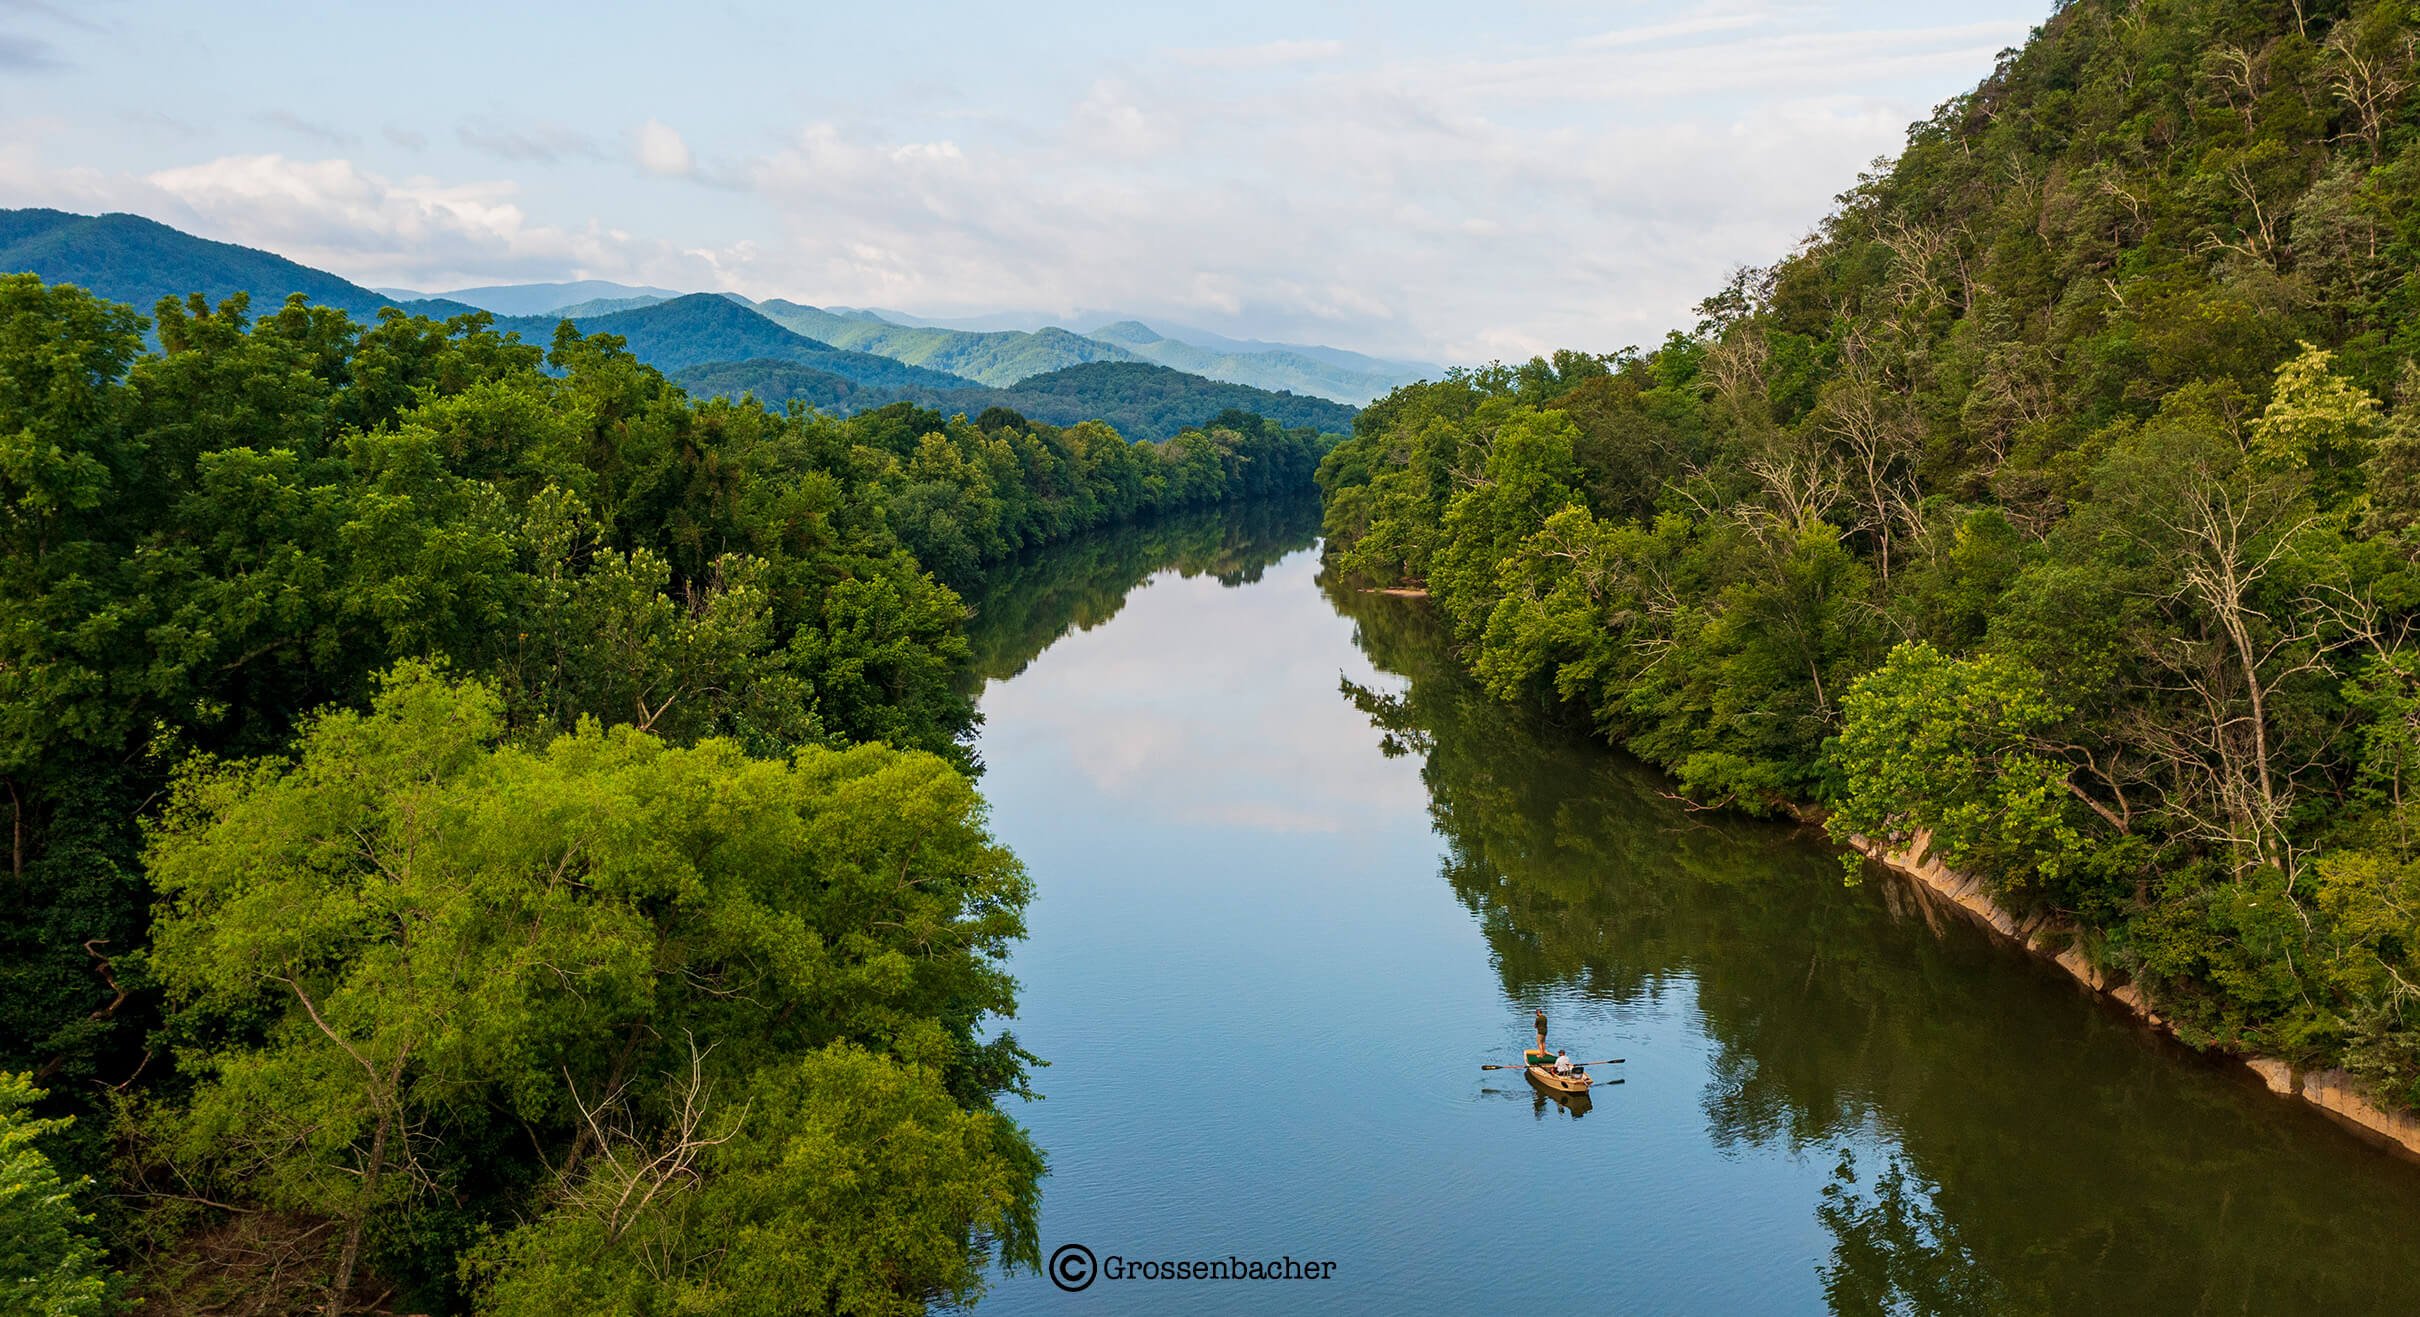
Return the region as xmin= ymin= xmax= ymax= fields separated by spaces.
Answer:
xmin=696 ymin=10 xmax=2024 ymax=360
xmin=1072 ymin=80 xmax=1174 ymax=159
xmin=0 ymin=146 xmax=718 ymax=291
xmin=0 ymin=4 xmax=2037 ymax=361
xmin=634 ymin=119 xmax=693 ymax=177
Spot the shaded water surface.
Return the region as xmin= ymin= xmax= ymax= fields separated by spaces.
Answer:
xmin=966 ymin=507 xmax=2420 ymax=1314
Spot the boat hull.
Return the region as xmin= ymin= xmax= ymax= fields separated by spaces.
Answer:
xmin=1525 ymin=1064 xmax=1592 ymax=1093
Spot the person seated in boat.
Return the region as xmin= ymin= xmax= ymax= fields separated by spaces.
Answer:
xmin=1554 ymin=1050 xmax=1575 ymax=1077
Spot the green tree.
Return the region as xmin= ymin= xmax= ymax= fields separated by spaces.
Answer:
xmin=2249 ymin=341 xmax=2384 ymax=506
xmin=1826 ymin=642 xmax=2097 ymax=894
xmin=0 ymin=1072 xmax=111 ymax=1317
xmin=147 ymin=664 xmax=1039 ymax=1311
xmin=469 ymin=1045 xmax=1042 ymax=1316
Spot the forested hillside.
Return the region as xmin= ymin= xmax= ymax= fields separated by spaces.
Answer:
xmin=0 ymin=209 xmax=468 ymax=321
xmin=929 ymin=360 xmax=1360 ymax=439
xmin=490 ymin=293 xmax=981 ymax=388
xmin=0 ymin=275 xmax=1333 ymax=1312
xmin=753 ymin=300 xmax=1140 ymax=386
xmin=1318 ymin=0 xmax=2420 ymax=1112
xmin=679 ymin=356 xmax=1360 ymax=441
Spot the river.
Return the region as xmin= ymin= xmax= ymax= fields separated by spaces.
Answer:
xmin=961 ymin=504 xmax=2420 ymax=1314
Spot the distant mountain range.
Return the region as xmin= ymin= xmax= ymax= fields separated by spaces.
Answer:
xmin=370 ymin=279 xmax=1434 ymax=404
xmin=1 ymin=208 xmax=1362 ymax=439
xmin=489 ymin=294 xmax=974 ymax=392
xmin=673 ymin=359 xmax=1356 ymax=439
xmin=1084 ymin=321 xmax=1424 ymax=406
xmin=750 ymin=299 xmax=1138 ymax=387
xmin=373 ymin=278 xmax=684 ymax=316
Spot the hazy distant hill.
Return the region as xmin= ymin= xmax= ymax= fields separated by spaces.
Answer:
xmin=675 ymin=357 xmax=1355 ymax=441
xmin=0 ymin=207 xmax=471 ymax=320
xmin=492 ymin=294 xmax=980 ymax=390
xmin=753 ymin=300 xmax=1422 ymax=402
xmin=401 ymin=278 xmax=684 ymax=316
xmin=1098 ymin=317 xmax=1436 ymax=379
xmin=754 ymin=299 xmax=1139 ymax=386
xmin=1086 ymin=320 xmax=1423 ymax=404
xmin=544 ymin=294 xmax=675 ymax=319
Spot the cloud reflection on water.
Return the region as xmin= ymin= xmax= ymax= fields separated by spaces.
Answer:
xmin=977 ymin=547 xmax=1425 ymax=839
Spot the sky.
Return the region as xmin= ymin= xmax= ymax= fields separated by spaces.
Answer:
xmin=0 ymin=0 xmax=2050 ymax=363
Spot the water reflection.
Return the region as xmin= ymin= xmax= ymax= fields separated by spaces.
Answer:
xmin=1321 ymin=569 xmax=2420 ymax=1313
xmin=960 ymin=498 xmax=1322 ymax=688
xmin=1818 ymin=1149 xmax=2003 ymax=1317
xmin=1530 ymin=1077 xmax=1595 ymax=1120
xmin=966 ymin=514 xmax=2420 ymax=1316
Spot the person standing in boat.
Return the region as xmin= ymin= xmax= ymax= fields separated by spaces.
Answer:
xmin=1533 ymin=1007 xmax=1548 ymax=1056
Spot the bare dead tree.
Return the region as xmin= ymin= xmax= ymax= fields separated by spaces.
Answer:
xmin=1702 ymin=327 xmax=1770 ymax=415
xmin=2195 ymin=155 xmax=2285 ymax=267
xmin=2117 ymin=462 xmax=2355 ymax=888
xmin=2202 ymin=43 xmax=2266 ymax=135
xmin=558 ymin=1033 xmax=748 ymax=1264
xmin=2324 ymin=23 xmax=2416 ymax=158
xmin=1817 ymin=377 xmax=1927 ymax=580
xmin=1743 ymin=439 xmax=1846 ymax=537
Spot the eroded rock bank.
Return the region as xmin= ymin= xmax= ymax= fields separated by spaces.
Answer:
xmin=1847 ymin=828 xmax=2420 ymax=1161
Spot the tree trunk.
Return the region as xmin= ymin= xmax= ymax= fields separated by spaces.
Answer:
xmin=329 ymin=1111 xmax=391 ymax=1316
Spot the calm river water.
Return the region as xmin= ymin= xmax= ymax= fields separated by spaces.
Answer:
xmin=962 ymin=504 xmax=2420 ymax=1315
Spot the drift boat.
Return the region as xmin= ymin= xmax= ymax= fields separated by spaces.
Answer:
xmin=1522 ymin=1050 xmax=1593 ymax=1093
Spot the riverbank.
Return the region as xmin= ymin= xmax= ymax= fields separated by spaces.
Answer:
xmin=1845 ymin=828 xmax=2420 ymax=1161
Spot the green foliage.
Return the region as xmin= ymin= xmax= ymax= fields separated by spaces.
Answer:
xmin=1316 ymin=0 xmax=2420 ymax=1109
xmin=2251 ymin=341 xmax=2384 ymax=503
xmin=148 ymin=664 xmax=1040 ymax=1310
xmin=469 ymin=1045 xmax=1042 ymax=1316
xmin=0 ymin=1073 xmax=112 ymax=1317
xmin=0 ymin=270 xmax=1327 ymax=1306
xmin=1827 ymin=643 xmax=2087 ymax=892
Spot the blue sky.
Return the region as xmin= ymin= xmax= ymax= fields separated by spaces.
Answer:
xmin=0 ymin=0 xmax=2049 ymax=360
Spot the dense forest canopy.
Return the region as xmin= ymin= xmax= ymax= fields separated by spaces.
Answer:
xmin=0 ymin=274 xmax=1335 ymax=1312
xmin=1318 ymin=0 xmax=2420 ymax=1114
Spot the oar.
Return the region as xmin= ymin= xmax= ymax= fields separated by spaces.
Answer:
xmin=1479 ymin=1058 xmax=1626 ymax=1070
